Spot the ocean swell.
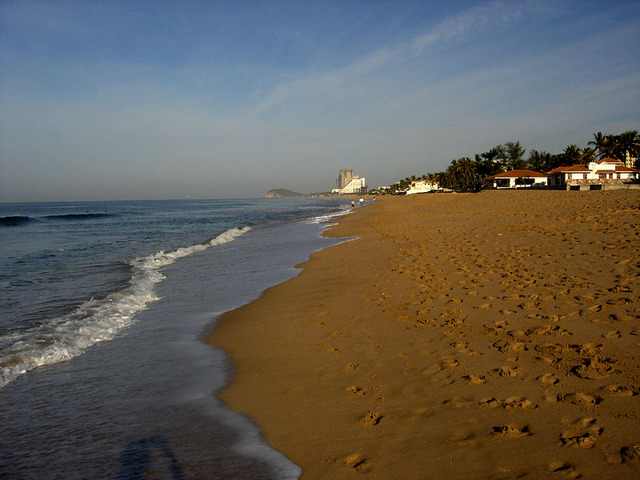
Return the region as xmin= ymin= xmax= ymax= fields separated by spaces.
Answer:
xmin=45 ymin=213 xmax=113 ymax=220
xmin=0 ymin=215 xmax=33 ymax=227
xmin=0 ymin=226 xmax=251 ymax=388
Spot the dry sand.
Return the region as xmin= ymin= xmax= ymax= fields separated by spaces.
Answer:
xmin=209 ymin=190 xmax=640 ymax=479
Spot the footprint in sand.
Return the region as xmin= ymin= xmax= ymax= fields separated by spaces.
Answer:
xmin=538 ymin=373 xmax=559 ymax=385
xmin=502 ymin=396 xmax=538 ymax=409
xmin=407 ymin=406 xmax=434 ymax=422
xmin=510 ymin=341 xmax=528 ymax=352
xmin=620 ymin=445 xmax=640 ymax=463
xmin=443 ymin=396 xmax=474 ymax=409
xmin=347 ymin=385 xmax=366 ymax=395
xmin=451 ymin=341 xmax=467 ymax=350
xmin=518 ymin=301 xmax=540 ymax=310
xmin=526 ymin=324 xmax=571 ymax=336
xmin=345 ymin=362 xmax=359 ymax=371
xmin=483 ymin=320 xmax=507 ymax=335
xmin=559 ymin=418 xmax=602 ymax=449
xmin=491 ymin=340 xmax=510 ymax=353
xmin=463 ymin=374 xmax=486 ymax=385
xmin=571 ymin=357 xmax=619 ymax=379
xmin=450 ymin=429 xmax=479 ymax=446
xmin=607 ymin=296 xmax=633 ymax=305
xmin=491 ymin=423 xmax=531 ymax=438
xmin=423 ymin=358 xmax=459 ymax=375
xmin=548 ymin=461 xmax=581 ymax=479
xmin=363 ymin=410 xmax=383 ymax=426
xmin=479 ymin=397 xmax=500 ymax=408
xmin=579 ymin=343 xmax=602 ymax=354
xmin=441 ymin=357 xmax=460 ymax=367
xmin=479 ymin=396 xmax=537 ymax=409
xmin=443 ymin=317 xmax=465 ymax=327
xmin=559 ymin=429 xmax=600 ymax=449
xmin=602 ymin=384 xmax=636 ymax=397
xmin=559 ymin=392 xmax=601 ymax=406
xmin=545 ymin=392 xmax=562 ymax=403
xmin=490 ymin=338 xmax=527 ymax=354
xmin=415 ymin=317 xmax=435 ymax=327
xmin=494 ymin=365 xmax=521 ymax=377
xmin=344 ymin=453 xmax=371 ymax=472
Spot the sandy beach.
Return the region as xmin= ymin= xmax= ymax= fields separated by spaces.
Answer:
xmin=209 ymin=190 xmax=640 ymax=480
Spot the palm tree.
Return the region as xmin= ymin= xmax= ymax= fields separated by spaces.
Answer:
xmin=449 ymin=157 xmax=481 ymax=191
xmin=613 ymin=130 xmax=640 ymax=166
xmin=505 ymin=141 xmax=526 ymax=170
xmin=563 ymin=144 xmax=583 ymax=165
xmin=580 ymin=147 xmax=597 ymax=164
xmin=476 ymin=151 xmax=503 ymax=176
xmin=425 ymin=172 xmax=439 ymax=189
xmin=510 ymin=158 xmax=528 ymax=170
xmin=546 ymin=153 xmax=566 ymax=170
xmin=588 ymin=132 xmax=615 ymax=159
xmin=528 ymin=149 xmax=553 ymax=172
xmin=435 ymin=171 xmax=454 ymax=190
xmin=398 ymin=178 xmax=412 ymax=191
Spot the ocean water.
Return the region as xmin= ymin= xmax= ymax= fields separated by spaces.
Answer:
xmin=0 ymin=198 xmax=351 ymax=479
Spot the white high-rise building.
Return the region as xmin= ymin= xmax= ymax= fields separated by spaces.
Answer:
xmin=333 ymin=169 xmax=367 ymax=194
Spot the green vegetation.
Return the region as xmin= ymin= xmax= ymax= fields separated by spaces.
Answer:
xmin=265 ymin=189 xmax=308 ymax=198
xmin=384 ymin=130 xmax=640 ymax=194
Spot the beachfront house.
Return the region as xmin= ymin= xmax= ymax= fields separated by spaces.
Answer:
xmin=406 ymin=179 xmax=439 ymax=194
xmin=487 ymin=169 xmax=548 ymax=189
xmin=547 ymin=158 xmax=640 ymax=189
xmin=547 ymin=164 xmax=590 ymax=186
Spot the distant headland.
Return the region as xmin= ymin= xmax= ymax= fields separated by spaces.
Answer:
xmin=264 ymin=189 xmax=308 ymax=198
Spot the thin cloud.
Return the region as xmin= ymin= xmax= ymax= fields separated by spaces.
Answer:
xmin=249 ymin=1 xmax=535 ymax=119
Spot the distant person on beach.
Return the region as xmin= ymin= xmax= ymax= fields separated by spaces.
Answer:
xmin=359 ymin=197 xmax=364 ymax=207
xmin=351 ymin=200 xmax=355 ymax=208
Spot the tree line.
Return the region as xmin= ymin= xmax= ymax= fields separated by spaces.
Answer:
xmin=385 ymin=130 xmax=640 ymax=193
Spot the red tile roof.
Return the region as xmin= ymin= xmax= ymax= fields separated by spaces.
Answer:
xmin=547 ymin=164 xmax=589 ymax=173
xmin=488 ymin=169 xmax=547 ymax=179
xmin=597 ymin=157 xmax=623 ymax=164
xmin=614 ymin=165 xmax=640 ymax=172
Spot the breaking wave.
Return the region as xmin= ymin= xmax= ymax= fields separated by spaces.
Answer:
xmin=307 ymin=205 xmax=352 ymax=224
xmin=45 ymin=213 xmax=113 ymax=220
xmin=0 ymin=212 xmax=112 ymax=227
xmin=0 ymin=216 xmax=33 ymax=227
xmin=0 ymin=226 xmax=251 ymax=388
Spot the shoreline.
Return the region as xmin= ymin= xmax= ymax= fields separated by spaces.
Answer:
xmin=208 ymin=190 xmax=640 ymax=479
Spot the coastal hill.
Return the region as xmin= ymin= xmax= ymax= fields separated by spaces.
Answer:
xmin=265 ymin=189 xmax=308 ymax=198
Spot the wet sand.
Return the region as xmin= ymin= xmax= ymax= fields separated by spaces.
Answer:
xmin=209 ymin=190 xmax=640 ymax=479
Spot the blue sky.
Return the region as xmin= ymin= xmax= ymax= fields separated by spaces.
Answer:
xmin=1 ymin=0 xmax=638 ymax=201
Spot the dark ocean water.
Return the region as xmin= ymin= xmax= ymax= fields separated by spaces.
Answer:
xmin=0 ymin=198 xmax=351 ymax=479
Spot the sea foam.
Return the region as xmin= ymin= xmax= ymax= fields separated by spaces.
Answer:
xmin=306 ymin=205 xmax=351 ymax=224
xmin=0 ymin=226 xmax=251 ymax=388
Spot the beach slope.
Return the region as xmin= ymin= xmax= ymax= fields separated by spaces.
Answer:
xmin=209 ymin=190 xmax=640 ymax=479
